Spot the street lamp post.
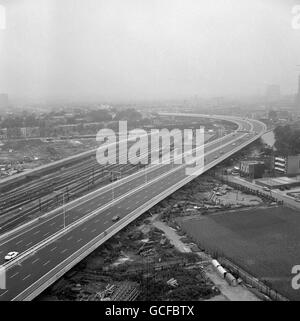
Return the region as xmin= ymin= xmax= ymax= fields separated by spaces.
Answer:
xmin=104 ymin=170 xmax=122 ymax=201
xmin=62 ymin=193 xmax=66 ymax=229
xmin=145 ymin=166 xmax=147 ymax=183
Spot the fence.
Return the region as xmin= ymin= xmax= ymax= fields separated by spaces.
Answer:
xmin=218 ymin=257 xmax=289 ymax=301
xmin=178 ymin=226 xmax=289 ymax=301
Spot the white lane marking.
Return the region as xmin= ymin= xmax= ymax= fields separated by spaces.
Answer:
xmin=81 ymin=227 xmax=87 ymax=232
xmin=91 ymin=229 xmax=97 ymax=233
xmin=104 ymin=221 xmax=108 ymax=225
xmin=50 ymin=246 xmax=57 ymax=252
xmin=22 ymin=274 xmax=31 ymax=281
xmin=32 ymin=258 xmax=40 ymax=264
xmin=33 ymin=230 xmax=40 ymax=235
xmin=16 ymin=240 xmax=23 ymax=245
xmin=43 ymin=260 xmax=51 ymax=266
xmin=50 ymin=222 xmax=56 ymax=227
xmin=95 ymin=218 xmax=100 ymax=223
xmin=0 ymin=132 xmax=245 ymax=249
xmin=9 ymin=272 xmax=19 ymax=279
xmin=61 ymin=249 xmax=68 ymax=254
xmin=0 ymin=290 xmax=8 ymax=297
xmin=77 ymin=238 xmax=83 ymax=243
xmin=67 ymin=236 xmax=73 ymax=241
xmin=0 ymin=138 xmax=233 ymax=264
xmin=44 ymin=232 xmax=50 ymax=237
xmin=26 ymin=242 xmax=33 ymax=247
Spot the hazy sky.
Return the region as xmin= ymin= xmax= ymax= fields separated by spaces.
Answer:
xmin=0 ymin=0 xmax=299 ymax=103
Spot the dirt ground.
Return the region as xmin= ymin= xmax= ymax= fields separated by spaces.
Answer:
xmin=38 ymin=213 xmax=219 ymax=301
xmin=153 ymin=220 xmax=260 ymax=301
xmin=0 ymin=138 xmax=99 ymax=178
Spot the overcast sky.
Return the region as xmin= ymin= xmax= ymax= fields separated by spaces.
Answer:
xmin=0 ymin=0 xmax=299 ymax=104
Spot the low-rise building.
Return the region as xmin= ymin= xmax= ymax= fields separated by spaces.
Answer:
xmin=256 ymin=176 xmax=300 ymax=190
xmin=239 ymin=160 xmax=265 ymax=179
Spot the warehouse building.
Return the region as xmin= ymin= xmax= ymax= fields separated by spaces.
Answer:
xmin=239 ymin=161 xmax=265 ymax=179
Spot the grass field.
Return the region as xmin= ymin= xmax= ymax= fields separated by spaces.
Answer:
xmin=176 ymin=207 xmax=300 ymax=300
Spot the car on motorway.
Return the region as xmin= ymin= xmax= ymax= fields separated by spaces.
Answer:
xmin=4 ymin=251 xmax=19 ymax=261
xmin=112 ymin=215 xmax=120 ymax=222
xmin=263 ymin=187 xmax=271 ymax=192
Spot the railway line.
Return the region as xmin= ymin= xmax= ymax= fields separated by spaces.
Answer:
xmin=0 ymin=114 xmax=267 ymax=301
xmin=0 ymin=139 xmax=170 ymax=233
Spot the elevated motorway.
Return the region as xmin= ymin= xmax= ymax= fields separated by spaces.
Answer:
xmin=0 ymin=114 xmax=267 ymax=301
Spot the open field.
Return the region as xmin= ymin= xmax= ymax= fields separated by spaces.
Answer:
xmin=0 ymin=138 xmax=99 ymax=169
xmin=176 ymin=207 xmax=300 ymax=300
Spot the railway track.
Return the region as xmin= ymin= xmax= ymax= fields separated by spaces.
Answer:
xmin=0 ymin=146 xmax=161 ymax=233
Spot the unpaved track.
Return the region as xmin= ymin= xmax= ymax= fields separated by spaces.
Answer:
xmin=153 ymin=219 xmax=260 ymax=301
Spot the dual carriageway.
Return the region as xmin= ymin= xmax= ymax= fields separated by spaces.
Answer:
xmin=0 ymin=114 xmax=267 ymax=300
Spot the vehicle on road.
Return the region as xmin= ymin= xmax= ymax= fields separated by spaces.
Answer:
xmin=112 ymin=215 xmax=120 ymax=222
xmin=5 ymin=251 xmax=19 ymax=261
xmin=263 ymin=187 xmax=271 ymax=192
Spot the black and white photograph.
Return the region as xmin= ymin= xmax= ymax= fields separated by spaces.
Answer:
xmin=0 ymin=0 xmax=300 ymax=312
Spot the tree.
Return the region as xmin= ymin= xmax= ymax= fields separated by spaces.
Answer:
xmin=274 ymin=125 xmax=300 ymax=156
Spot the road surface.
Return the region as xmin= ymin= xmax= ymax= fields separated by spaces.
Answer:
xmin=0 ymin=115 xmax=266 ymax=300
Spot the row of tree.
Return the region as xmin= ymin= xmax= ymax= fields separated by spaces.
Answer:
xmin=0 ymin=108 xmax=144 ymax=129
xmin=274 ymin=125 xmax=300 ymax=156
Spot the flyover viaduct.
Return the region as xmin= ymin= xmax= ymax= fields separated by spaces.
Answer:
xmin=0 ymin=114 xmax=267 ymax=300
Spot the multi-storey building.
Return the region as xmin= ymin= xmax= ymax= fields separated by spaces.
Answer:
xmin=274 ymin=155 xmax=300 ymax=176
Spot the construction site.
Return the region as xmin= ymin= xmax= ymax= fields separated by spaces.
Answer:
xmin=37 ymin=169 xmax=278 ymax=302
